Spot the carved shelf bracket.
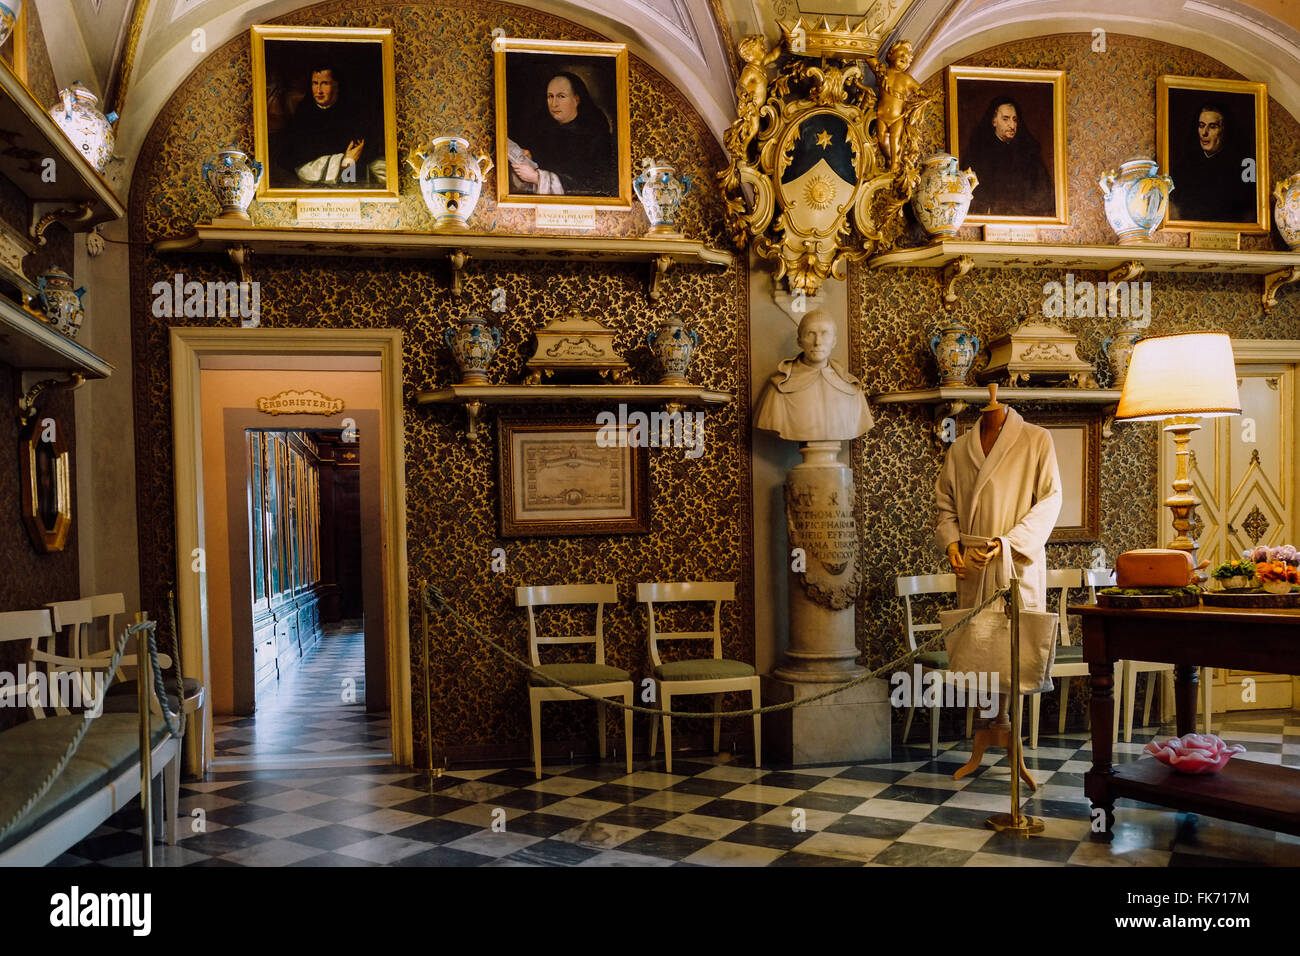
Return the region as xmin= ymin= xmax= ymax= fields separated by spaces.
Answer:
xmin=226 ymin=243 xmax=253 ymax=284
xmin=941 ymin=255 xmax=974 ymax=308
xmin=17 ymin=372 xmax=85 ymax=427
xmin=1106 ymin=260 xmax=1145 ymax=315
xmin=463 ymin=400 xmax=487 ymax=441
xmin=649 ymin=254 xmax=673 ymax=301
xmin=1262 ymin=266 xmax=1300 ymax=314
xmin=30 ymin=201 xmax=95 ymax=246
xmin=1101 ymin=403 xmax=1118 ymax=439
xmin=931 ymin=400 xmax=967 ymax=443
xmin=449 ymin=249 xmax=470 ymax=298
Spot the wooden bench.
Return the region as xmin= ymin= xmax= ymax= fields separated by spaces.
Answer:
xmin=0 ymin=607 xmax=179 ymax=866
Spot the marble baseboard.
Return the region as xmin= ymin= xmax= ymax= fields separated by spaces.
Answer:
xmin=762 ymin=676 xmax=891 ymax=765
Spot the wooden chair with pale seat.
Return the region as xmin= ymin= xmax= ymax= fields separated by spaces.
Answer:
xmin=1083 ymin=569 xmax=1212 ymax=739
xmin=515 ymin=583 xmax=633 ymax=780
xmin=636 ymin=581 xmax=759 ymax=773
xmin=896 ymin=573 xmax=976 ymax=755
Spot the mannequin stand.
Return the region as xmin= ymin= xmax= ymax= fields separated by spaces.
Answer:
xmin=952 ymin=711 xmax=1037 ymax=791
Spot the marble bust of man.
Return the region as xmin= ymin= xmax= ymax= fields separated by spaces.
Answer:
xmin=754 ymin=309 xmax=875 ymax=442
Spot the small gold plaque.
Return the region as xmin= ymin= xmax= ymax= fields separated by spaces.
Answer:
xmin=1188 ymin=230 xmax=1241 ymax=250
xmin=982 ymin=224 xmax=1039 ymax=243
xmin=256 ymin=389 xmax=345 ymax=415
xmin=295 ymin=199 xmax=363 ymax=224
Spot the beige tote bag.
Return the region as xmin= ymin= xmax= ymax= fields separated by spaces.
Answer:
xmin=938 ymin=537 xmax=1058 ymax=695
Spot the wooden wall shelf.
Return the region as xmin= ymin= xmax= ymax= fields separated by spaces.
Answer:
xmin=868 ymin=240 xmax=1300 ymax=312
xmin=0 ymin=295 xmax=113 ymax=378
xmin=153 ymin=225 xmax=734 ymax=302
xmin=0 ymin=66 xmax=125 ymax=239
xmin=871 ymin=385 xmax=1123 ymax=442
xmin=417 ymin=384 xmax=733 ymax=440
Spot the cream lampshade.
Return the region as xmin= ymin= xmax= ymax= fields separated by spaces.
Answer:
xmin=1115 ymin=331 xmax=1241 ymax=553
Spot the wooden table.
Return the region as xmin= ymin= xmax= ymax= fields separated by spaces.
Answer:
xmin=1069 ymin=603 xmax=1300 ymax=839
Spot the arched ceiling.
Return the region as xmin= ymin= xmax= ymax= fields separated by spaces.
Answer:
xmin=28 ymin=0 xmax=1300 ymax=192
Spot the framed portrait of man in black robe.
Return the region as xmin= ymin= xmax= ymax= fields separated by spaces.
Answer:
xmin=946 ymin=66 xmax=1068 ymax=226
xmin=493 ymin=37 xmax=631 ymax=208
xmin=252 ymin=25 xmax=399 ymax=201
xmin=1157 ymin=75 xmax=1269 ymax=234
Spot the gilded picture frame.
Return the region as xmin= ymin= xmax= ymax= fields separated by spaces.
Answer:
xmin=20 ymin=414 xmax=72 ymax=553
xmin=251 ymin=25 xmax=399 ymax=202
xmin=946 ymin=66 xmax=1068 ymax=226
xmin=1038 ymin=412 xmax=1101 ymax=543
xmin=497 ymin=417 xmax=648 ymax=537
xmin=1157 ymin=75 xmax=1270 ymax=234
xmin=492 ymin=37 xmax=632 ymax=208
xmin=1 ymin=1 xmax=29 ymax=85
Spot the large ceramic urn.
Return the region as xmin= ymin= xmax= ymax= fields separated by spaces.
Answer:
xmin=633 ymin=159 xmax=692 ymax=236
xmin=49 ymin=84 xmax=117 ymax=172
xmin=444 ymin=314 xmax=501 ymax=384
xmin=202 ymin=147 xmax=264 ymax=222
xmin=411 ymin=136 xmax=493 ymax=230
xmin=1098 ymin=157 xmax=1173 ymax=244
xmin=1101 ymin=327 xmax=1142 ymax=387
xmin=0 ymin=1 xmax=22 ymax=47
xmin=647 ymin=314 xmax=699 ymax=385
xmin=911 ymin=153 xmax=978 ymax=238
xmin=1275 ymin=173 xmax=1300 ymax=250
xmin=775 ymin=441 xmax=865 ymax=682
xmin=930 ymin=317 xmax=980 ymax=386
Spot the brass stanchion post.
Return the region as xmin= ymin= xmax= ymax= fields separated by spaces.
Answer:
xmin=988 ymin=578 xmax=1044 ymax=836
xmin=135 ymin=612 xmax=154 ymax=867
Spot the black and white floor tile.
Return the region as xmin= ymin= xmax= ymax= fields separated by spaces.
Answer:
xmin=53 ymin=711 xmax=1300 ymax=867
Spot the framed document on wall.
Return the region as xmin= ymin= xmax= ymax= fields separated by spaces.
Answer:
xmin=497 ymin=417 xmax=648 ymax=537
xmin=1038 ymin=412 xmax=1101 ymax=543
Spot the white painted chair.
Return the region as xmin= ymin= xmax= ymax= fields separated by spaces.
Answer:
xmin=515 ymin=583 xmax=633 ymax=780
xmin=637 ymin=581 xmax=759 ymax=773
xmin=33 ymin=599 xmax=98 ymax=718
xmin=1084 ymin=568 xmax=1212 ymax=740
xmin=0 ymin=609 xmax=57 ymax=710
xmin=896 ymin=573 xmax=974 ymax=755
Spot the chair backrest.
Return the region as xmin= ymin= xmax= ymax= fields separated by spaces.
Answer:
xmin=895 ymin=573 xmax=957 ymax=651
xmin=1045 ymin=569 xmax=1082 ymax=646
xmin=515 ymin=583 xmax=619 ymax=668
xmin=1084 ymin=567 xmax=1115 ymax=603
xmin=33 ymin=599 xmax=97 ymax=718
xmin=0 ymin=609 xmax=54 ymax=709
xmin=84 ymin=592 xmax=126 ymax=656
xmin=636 ymin=581 xmax=735 ymax=668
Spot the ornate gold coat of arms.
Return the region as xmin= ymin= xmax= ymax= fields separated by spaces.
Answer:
xmin=719 ymin=15 xmax=937 ymax=295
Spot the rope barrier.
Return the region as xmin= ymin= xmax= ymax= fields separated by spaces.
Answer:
xmin=421 ymin=581 xmax=1009 ymax=720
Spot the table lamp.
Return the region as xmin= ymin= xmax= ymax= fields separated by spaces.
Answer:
xmin=1114 ymin=331 xmax=1241 ymax=554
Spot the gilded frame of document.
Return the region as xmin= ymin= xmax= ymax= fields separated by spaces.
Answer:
xmin=251 ymin=25 xmax=399 ymax=202
xmin=497 ymin=417 xmax=648 ymax=537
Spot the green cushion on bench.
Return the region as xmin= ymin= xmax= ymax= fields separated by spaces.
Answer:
xmin=0 ymin=714 xmax=171 ymax=854
xmin=528 ymin=663 xmax=630 ymax=687
xmin=105 ymin=677 xmax=202 ymax=699
xmin=654 ymin=659 xmax=755 ymax=681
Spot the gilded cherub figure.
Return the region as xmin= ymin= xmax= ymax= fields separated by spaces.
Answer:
xmin=725 ymin=34 xmax=782 ymax=159
xmin=866 ymin=40 xmax=938 ymax=169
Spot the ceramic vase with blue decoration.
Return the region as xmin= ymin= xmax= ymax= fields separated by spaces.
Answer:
xmin=1101 ymin=327 xmax=1142 ymax=387
xmin=411 ymin=136 xmax=493 ymax=230
xmin=49 ymin=83 xmax=117 ymax=172
xmin=202 ymin=147 xmax=264 ymax=222
xmin=37 ymin=267 xmax=86 ymax=339
xmin=444 ymin=314 xmax=501 ymax=384
xmin=912 ymin=153 xmax=979 ymax=238
xmin=1098 ymin=157 xmax=1173 ymax=244
xmin=1274 ymin=172 xmax=1300 ymax=250
xmin=0 ymin=1 xmax=22 ymax=47
xmin=930 ymin=318 xmax=979 ymax=386
xmin=634 ymin=159 xmax=691 ymax=236
xmin=648 ymin=314 xmax=699 ymax=385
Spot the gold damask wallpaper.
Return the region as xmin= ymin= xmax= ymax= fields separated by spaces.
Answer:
xmin=851 ymin=34 xmax=1300 ymax=734
xmin=128 ymin=0 xmax=751 ymax=765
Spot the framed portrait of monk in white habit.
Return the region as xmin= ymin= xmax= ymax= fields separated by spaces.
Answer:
xmin=946 ymin=66 xmax=1068 ymax=226
xmin=492 ymin=37 xmax=631 ymax=208
xmin=251 ymin=25 xmax=399 ymax=201
xmin=1157 ymin=75 xmax=1270 ymax=233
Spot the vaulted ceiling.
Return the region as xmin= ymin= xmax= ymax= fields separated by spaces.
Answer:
xmin=28 ymin=0 xmax=1300 ymax=187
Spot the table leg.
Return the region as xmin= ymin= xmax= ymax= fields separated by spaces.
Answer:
xmin=1174 ymin=664 xmax=1198 ymax=737
xmin=1085 ymin=657 xmax=1116 ymax=839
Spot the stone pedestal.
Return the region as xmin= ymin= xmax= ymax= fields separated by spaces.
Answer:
xmin=762 ymin=675 xmax=891 ymax=764
xmin=773 ymin=440 xmax=864 ymax=682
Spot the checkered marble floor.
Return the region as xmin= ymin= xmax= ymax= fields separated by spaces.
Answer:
xmin=52 ymin=710 xmax=1300 ymax=867
xmin=212 ymin=621 xmax=391 ymax=767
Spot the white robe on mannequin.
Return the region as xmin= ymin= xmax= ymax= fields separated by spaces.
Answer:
xmin=934 ymin=407 xmax=1062 ymax=612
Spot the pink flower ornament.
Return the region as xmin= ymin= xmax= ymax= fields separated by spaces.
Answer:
xmin=1145 ymin=733 xmax=1246 ymax=774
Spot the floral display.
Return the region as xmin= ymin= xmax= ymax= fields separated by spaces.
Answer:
xmin=1249 ymin=543 xmax=1299 ymax=564
xmin=1145 ymin=733 xmax=1246 ymax=774
xmin=1210 ymin=558 xmax=1255 ymax=581
xmin=1254 ymin=561 xmax=1298 ymax=585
